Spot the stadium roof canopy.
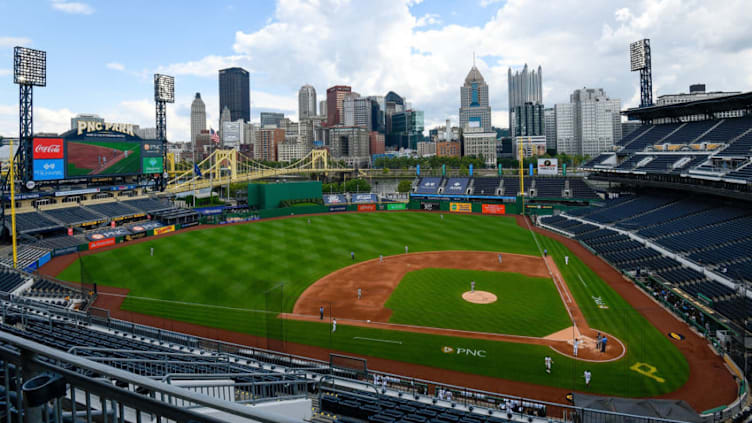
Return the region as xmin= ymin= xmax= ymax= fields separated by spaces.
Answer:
xmin=623 ymin=91 xmax=752 ymax=121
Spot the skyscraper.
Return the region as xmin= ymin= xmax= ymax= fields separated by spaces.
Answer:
xmin=459 ymin=63 xmax=492 ymax=132
xmin=219 ymin=67 xmax=250 ymax=122
xmin=260 ymin=112 xmax=284 ymax=128
xmin=190 ymin=93 xmax=206 ymax=146
xmin=555 ymin=88 xmax=621 ymax=156
xmin=511 ymin=102 xmax=544 ymax=137
xmin=343 ymin=97 xmax=372 ymax=129
xmin=319 ymin=100 xmax=327 ymax=117
xmin=298 ymin=85 xmax=317 ymax=119
xmin=508 ymin=64 xmax=543 ymax=130
xmin=544 ymin=108 xmax=556 ymax=152
xmin=326 ymin=85 xmax=352 ymax=126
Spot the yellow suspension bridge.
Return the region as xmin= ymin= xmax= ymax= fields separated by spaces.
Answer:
xmin=165 ymin=149 xmax=354 ymax=194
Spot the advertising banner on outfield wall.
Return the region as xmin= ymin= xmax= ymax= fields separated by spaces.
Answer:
xmin=87 ymin=227 xmax=131 ymax=241
xmin=449 ymin=202 xmax=472 ymax=213
xmin=351 ymin=193 xmax=378 ymax=203
xmin=53 ymin=245 xmax=80 ymax=257
xmin=154 ymin=225 xmax=175 ymax=236
xmin=357 ymin=204 xmax=377 ymax=212
xmin=537 ymin=158 xmax=558 ymax=175
xmin=323 ymin=194 xmax=347 ymax=205
xmin=125 ymin=232 xmax=147 ymax=241
xmin=481 ymin=204 xmax=506 ymax=215
xmin=329 ymin=205 xmax=347 ymax=212
xmin=89 ymin=238 xmax=116 ymax=250
xmin=420 ymin=201 xmax=440 ymax=211
xmin=387 ymin=203 xmax=407 ymax=210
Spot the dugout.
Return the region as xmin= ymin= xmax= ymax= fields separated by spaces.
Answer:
xmin=247 ymin=181 xmax=322 ymax=209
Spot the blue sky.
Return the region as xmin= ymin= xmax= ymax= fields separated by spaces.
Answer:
xmin=1 ymin=0 xmax=751 ymax=141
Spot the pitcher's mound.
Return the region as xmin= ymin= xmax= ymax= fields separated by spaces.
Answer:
xmin=462 ymin=290 xmax=497 ymax=304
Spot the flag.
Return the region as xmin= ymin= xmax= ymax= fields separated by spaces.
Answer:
xmin=210 ymin=128 xmax=220 ymax=143
xmin=194 ymin=164 xmax=202 ymax=177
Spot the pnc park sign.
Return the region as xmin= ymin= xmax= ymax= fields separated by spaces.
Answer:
xmin=76 ymin=120 xmax=136 ymax=136
xmin=441 ymin=345 xmax=487 ymax=358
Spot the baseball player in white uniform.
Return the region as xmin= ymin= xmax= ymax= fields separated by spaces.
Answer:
xmin=573 ymin=338 xmax=580 ymax=357
xmin=357 ymin=288 xmax=362 ymax=300
xmin=545 ymin=356 xmax=553 ymax=373
xmin=471 ymin=280 xmax=475 ymax=292
xmin=498 ymin=253 xmax=502 ymax=264
xmin=584 ymin=370 xmax=591 ymax=387
xmin=332 ymin=318 xmax=337 ymax=332
xmin=379 ymin=254 xmax=383 ymax=263
xmin=405 ymin=245 xmax=409 ymax=254
xmin=565 ymin=256 xmax=569 ymax=265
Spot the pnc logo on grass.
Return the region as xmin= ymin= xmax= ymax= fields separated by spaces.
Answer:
xmin=441 ymin=346 xmax=486 ymax=358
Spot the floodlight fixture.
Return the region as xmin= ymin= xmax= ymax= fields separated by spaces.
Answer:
xmin=14 ymin=47 xmax=47 ymax=87
xmin=629 ymin=39 xmax=648 ymax=72
xmin=154 ymin=74 xmax=175 ymax=103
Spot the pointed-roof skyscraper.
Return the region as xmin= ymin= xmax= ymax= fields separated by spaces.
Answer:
xmin=459 ymin=61 xmax=492 ymax=132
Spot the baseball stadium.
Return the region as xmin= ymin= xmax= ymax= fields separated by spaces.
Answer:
xmin=2 ymin=63 xmax=752 ymax=423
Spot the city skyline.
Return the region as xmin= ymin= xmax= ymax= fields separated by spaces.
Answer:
xmin=1 ymin=0 xmax=751 ymax=142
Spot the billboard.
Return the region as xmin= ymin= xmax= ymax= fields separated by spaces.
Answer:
xmin=357 ymin=204 xmax=376 ymax=212
xmin=89 ymin=238 xmax=116 ymax=250
xmin=66 ymin=139 xmax=142 ymax=177
xmin=33 ymin=138 xmax=65 ymax=181
xmin=33 ymin=159 xmax=65 ymax=180
xmin=154 ymin=225 xmax=175 ymax=236
xmin=482 ymin=204 xmax=505 ymax=215
xmin=33 ymin=138 xmax=64 ymax=158
xmin=449 ymin=202 xmax=472 ymax=213
xmin=537 ymin=158 xmax=558 ymax=175
xmin=420 ymin=201 xmax=440 ymax=211
xmin=142 ymin=157 xmax=164 ymax=174
xmin=387 ymin=203 xmax=407 ymax=210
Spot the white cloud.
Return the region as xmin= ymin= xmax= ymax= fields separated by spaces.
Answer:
xmin=51 ymin=0 xmax=94 ymax=15
xmin=147 ymin=0 xmax=749 ymax=132
xmin=4 ymin=0 xmax=752 ymax=141
xmin=0 ymin=37 xmax=32 ymax=47
xmin=415 ymin=13 xmax=441 ymax=27
xmin=480 ymin=0 xmax=503 ymax=6
xmin=0 ymin=69 xmax=11 ymax=77
xmin=156 ymin=55 xmax=250 ymax=78
xmin=106 ymin=62 xmax=125 ymax=71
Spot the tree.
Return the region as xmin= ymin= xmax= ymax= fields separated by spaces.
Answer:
xmin=397 ymin=180 xmax=412 ymax=193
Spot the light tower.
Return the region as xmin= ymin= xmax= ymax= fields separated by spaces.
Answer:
xmin=154 ymin=74 xmax=174 ymax=190
xmin=13 ymin=47 xmax=47 ymax=189
xmin=630 ymin=39 xmax=653 ymax=108
xmin=6 ymin=47 xmax=47 ymax=268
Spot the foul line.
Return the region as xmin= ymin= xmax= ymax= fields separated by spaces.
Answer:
xmin=578 ymin=273 xmax=588 ymax=288
xmin=353 ymin=337 xmax=402 ymax=345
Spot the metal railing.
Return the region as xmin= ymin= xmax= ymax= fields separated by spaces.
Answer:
xmin=0 ymin=330 xmax=302 ymax=423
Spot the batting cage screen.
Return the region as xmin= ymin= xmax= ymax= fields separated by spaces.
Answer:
xmin=330 ymin=353 xmax=368 ymax=378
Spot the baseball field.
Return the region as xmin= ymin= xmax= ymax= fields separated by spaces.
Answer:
xmin=50 ymin=212 xmax=736 ymax=408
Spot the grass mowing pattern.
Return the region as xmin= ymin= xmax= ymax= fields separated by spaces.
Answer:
xmin=386 ymin=268 xmax=571 ymax=337
xmin=58 ymin=212 xmax=688 ymax=397
xmin=533 ymin=231 xmax=689 ymax=397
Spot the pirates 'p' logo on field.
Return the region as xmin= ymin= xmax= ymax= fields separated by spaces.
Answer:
xmin=668 ymin=332 xmax=685 ymax=341
xmin=441 ymin=346 xmax=454 ymax=354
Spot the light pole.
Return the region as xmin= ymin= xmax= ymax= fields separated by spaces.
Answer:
xmin=10 ymin=46 xmax=47 ymax=268
xmin=154 ymin=74 xmax=175 ymax=191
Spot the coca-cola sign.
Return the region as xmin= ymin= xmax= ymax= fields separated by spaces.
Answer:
xmin=33 ymin=138 xmax=64 ymax=159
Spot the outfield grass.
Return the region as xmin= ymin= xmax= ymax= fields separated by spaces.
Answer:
xmin=58 ymin=212 xmax=688 ymax=397
xmin=386 ymin=268 xmax=571 ymax=337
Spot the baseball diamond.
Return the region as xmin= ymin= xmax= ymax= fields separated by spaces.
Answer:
xmin=44 ymin=211 xmax=737 ymax=410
